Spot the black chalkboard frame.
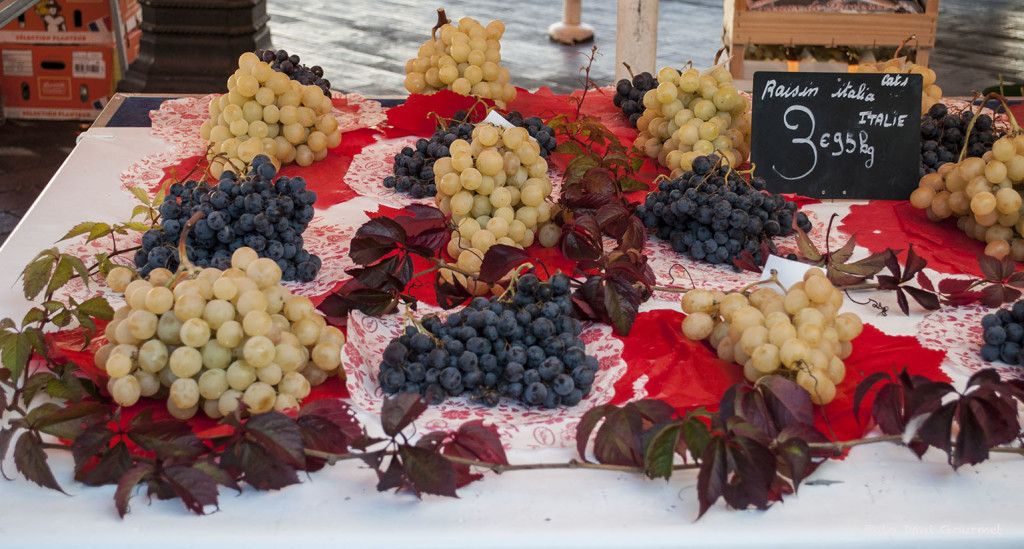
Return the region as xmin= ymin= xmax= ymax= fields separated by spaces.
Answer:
xmin=750 ymin=71 xmax=923 ymax=200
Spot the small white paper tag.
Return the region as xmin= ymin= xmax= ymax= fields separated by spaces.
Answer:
xmin=760 ymin=255 xmax=813 ymax=295
xmin=482 ymin=110 xmax=514 ymax=128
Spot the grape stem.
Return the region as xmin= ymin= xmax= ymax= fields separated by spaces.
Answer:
xmin=431 ymin=8 xmax=449 ymax=41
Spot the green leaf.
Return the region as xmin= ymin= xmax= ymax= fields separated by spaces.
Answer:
xmin=131 ymin=204 xmax=153 ymax=221
xmin=59 ymin=222 xmax=100 ymax=241
xmin=87 ymin=222 xmax=113 ymax=242
xmin=47 ymin=371 xmax=86 ymax=403
xmin=643 ymin=420 xmax=683 ymax=480
xmin=2 ymin=331 xmax=35 ymax=380
xmin=682 ymin=415 xmax=712 ymax=461
xmin=553 ymin=141 xmax=585 ymax=156
xmin=127 ymin=186 xmax=151 ymax=207
xmin=77 ymin=296 xmax=114 ymax=321
xmin=46 ymin=256 xmax=75 ymax=296
xmin=618 ymin=176 xmax=648 ymax=192
xmin=51 ymin=310 xmax=72 ymax=328
xmin=42 ymin=300 xmax=64 ymax=313
xmin=121 ymin=222 xmax=152 ymax=233
xmin=22 ymin=250 xmax=57 ymax=300
xmin=21 ymin=307 xmax=46 ymax=328
xmin=37 ymin=401 xmax=108 ymax=440
xmin=64 ymin=255 xmax=90 ymax=287
xmin=14 ymin=432 xmax=66 ymax=493
xmin=23 ymin=371 xmax=55 ymax=405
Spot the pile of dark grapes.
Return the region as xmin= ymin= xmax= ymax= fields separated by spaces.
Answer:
xmin=920 ymin=102 xmax=997 ymax=177
xmin=613 ymin=72 xmax=657 ymax=128
xmin=634 ymin=154 xmax=812 ymax=267
xmin=383 ymin=109 xmax=557 ymax=199
xmin=138 ymin=154 xmax=322 ymax=281
xmin=254 ymin=48 xmax=331 ymax=96
xmin=378 ymin=273 xmax=599 ymax=408
xmin=979 ymin=302 xmax=1024 ymax=366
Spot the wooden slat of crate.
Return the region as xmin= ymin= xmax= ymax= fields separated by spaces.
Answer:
xmin=724 ymin=0 xmax=940 ymax=82
xmin=731 ymin=12 xmax=937 ymax=49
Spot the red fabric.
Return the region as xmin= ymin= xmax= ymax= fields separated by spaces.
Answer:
xmin=840 ymin=200 xmax=1024 ymax=277
xmin=609 ymin=309 xmax=948 ymax=441
xmin=383 ymin=90 xmax=486 ymax=138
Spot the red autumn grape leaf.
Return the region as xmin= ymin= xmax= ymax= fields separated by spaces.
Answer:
xmin=244 ymin=412 xmax=306 ymax=469
xmin=915 ymin=402 xmax=957 ymax=457
xmin=894 ymin=287 xmax=910 ymax=316
xmin=631 ymin=399 xmax=678 ymax=424
xmin=560 ymin=215 xmax=604 ymax=262
xmin=696 ymin=436 xmax=728 ymax=519
xmin=757 ymin=375 xmax=814 ymax=431
xmin=775 ymin=437 xmax=811 ymax=491
xmin=448 ymin=420 xmax=508 ymax=466
xmin=872 ymin=383 xmax=909 ymax=436
xmin=162 ymin=465 xmax=221 ymax=515
xmin=575 ymin=404 xmax=614 ymax=461
xmin=299 ymin=399 xmax=363 ymax=441
xmin=830 ymin=232 xmax=858 ymax=264
xmin=71 ymin=423 xmax=116 ymax=472
xmin=916 ymin=271 xmax=935 ymax=292
xmin=477 ymin=245 xmax=531 ymax=284
xmin=14 ymin=431 xmax=65 ymax=493
xmin=350 ymin=217 xmax=406 ymax=265
xmin=434 ymin=271 xmax=473 ymax=310
xmin=903 ymin=285 xmax=940 ymax=311
xmin=381 ymin=393 xmax=428 ymax=438
xmin=793 ymin=225 xmax=822 ymax=262
xmin=234 ymin=439 xmax=301 ymax=490
xmin=192 ymin=459 xmax=240 ymax=493
xmin=581 ymin=167 xmax=618 ymax=196
xmin=77 ymin=441 xmax=132 ymax=487
xmin=937 ymin=277 xmax=975 ymax=295
xmin=976 ymin=253 xmax=1007 ymax=282
xmin=297 ymin=415 xmax=353 ymax=472
xmin=398 ymin=445 xmax=458 ymax=498
xmin=593 ymin=406 xmax=644 ymax=467
xmin=602 ymin=275 xmax=641 ymax=337
xmin=115 ymin=463 xmax=151 ymax=518
xmin=852 ymin=371 xmax=893 ymax=425
xmin=616 ymin=216 xmax=647 ymax=252
xmin=128 ymin=420 xmax=208 ymax=460
xmin=732 ymin=250 xmax=763 ymax=274
xmin=901 ymin=244 xmax=928 ymax=283
xmin=738 ymin=389 xmax=775 ymax=439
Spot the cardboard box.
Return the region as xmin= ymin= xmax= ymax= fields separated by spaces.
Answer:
xmin=0 ymin=0 xmax=141 ymax=46
xmin=0 ymin=32 xmax=138 ymax=120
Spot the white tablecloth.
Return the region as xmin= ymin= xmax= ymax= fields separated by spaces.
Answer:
xmin=0 ymin=127 xmax=1022 ymax=548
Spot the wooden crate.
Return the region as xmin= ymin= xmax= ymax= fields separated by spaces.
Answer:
xmin=724 ymin=0 xmax=939 ymax=81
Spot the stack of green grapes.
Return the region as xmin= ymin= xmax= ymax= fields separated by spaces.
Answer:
xmin=97 ymin=247 xmax=344 ymax=419
xmin=200 ymin=52 xmax=342 ymax=176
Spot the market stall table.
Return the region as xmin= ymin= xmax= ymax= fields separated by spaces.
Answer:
xmin=1 ymin=92 xmax=1023 ymax=548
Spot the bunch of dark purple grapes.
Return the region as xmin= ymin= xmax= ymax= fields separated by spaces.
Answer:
xmin=253 ymin=48 xmax=331 ymax=96
xmin=920 ymin=102 xmax=997 ymax=177
xmin=613 ymin=72 xmax=657 ymax=128
xmin=377 ymin=273 xmax=599 ymax=408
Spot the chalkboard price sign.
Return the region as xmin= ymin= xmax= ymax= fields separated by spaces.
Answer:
xmin=750 ymin=72 xmax=922 ymax=199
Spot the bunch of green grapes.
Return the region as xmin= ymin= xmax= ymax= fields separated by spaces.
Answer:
xmin=910 ymin=134 xmax=1024 ymax=260
xmin=200 ymin=52 xmax=342 ymax=176
xmin=404 ymin=16 xmax=516 ymax=105
xmin=856 ymin=58 xmax=941 ymax=114
xmin=633 ymin=65 xmax=751 ymax=176
xmin=96 ymin=247 xmax=344 ymax=419
xmin=434 ymin=122 xmax=560 ymax=294
xmin=679 ymin=269 xmax=863 ymax=405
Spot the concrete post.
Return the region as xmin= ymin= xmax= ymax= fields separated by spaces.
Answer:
xmin=615 ymin=0 xmax=658 ymax=82
xmin=548 ymin=0 xmax=594 ymax=45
